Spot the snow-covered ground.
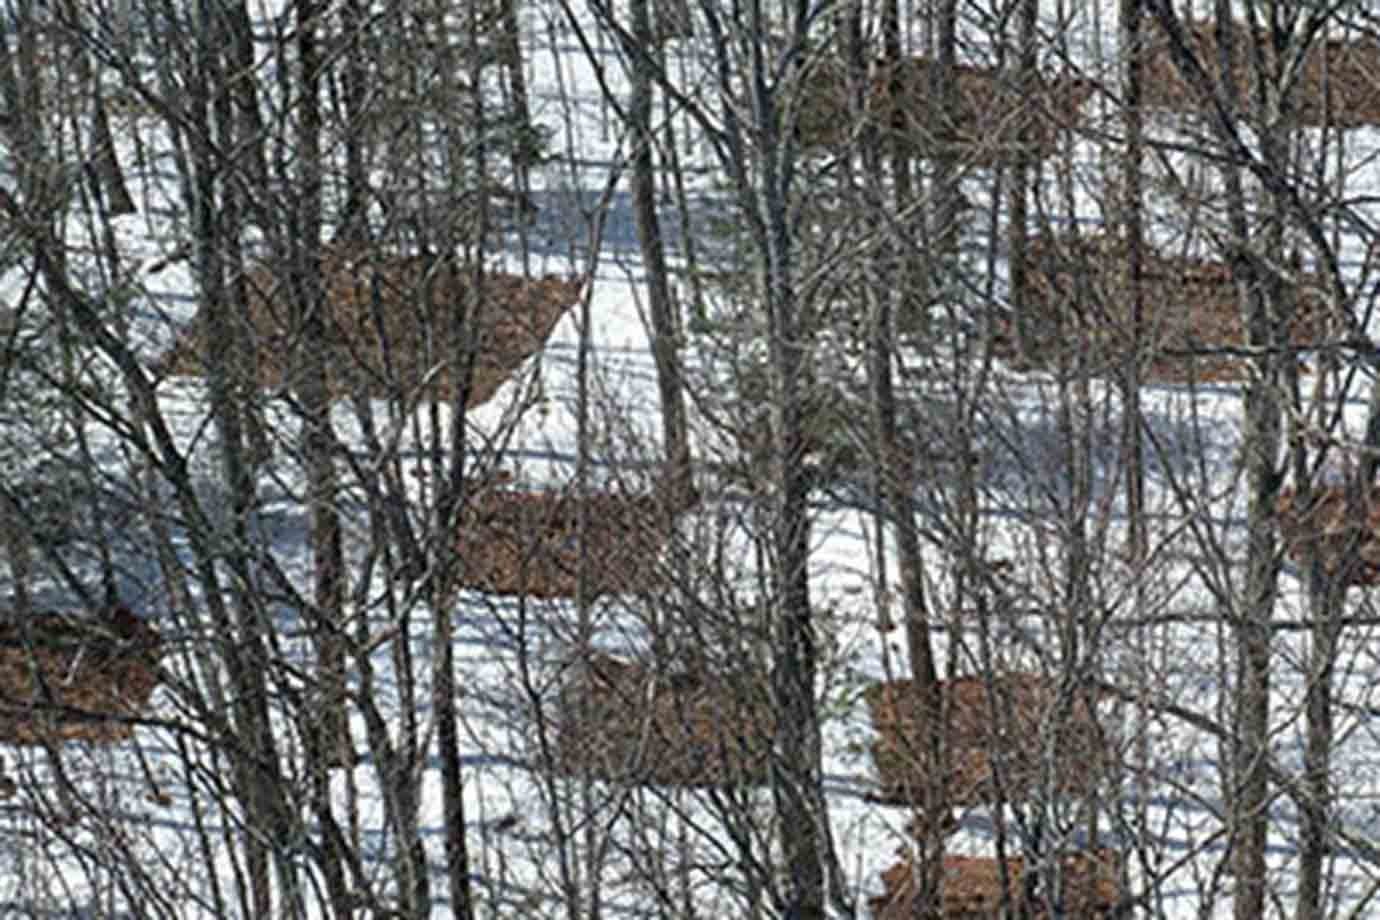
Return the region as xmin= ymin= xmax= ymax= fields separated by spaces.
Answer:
xmin=4 ymin=2 xmax=1380 ymax=917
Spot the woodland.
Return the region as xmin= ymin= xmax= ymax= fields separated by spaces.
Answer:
xmin=1 ymin=0 xmax=1380 ymax=918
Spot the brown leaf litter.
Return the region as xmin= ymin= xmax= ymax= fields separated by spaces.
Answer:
xmin=864 ymin=673 xmax=1111 ymax=808
xmin=1001 ymin=232 xmax=1332 ymax=384
xmin=1277 ymin=484 xmax=1380 ymax=586
xmin=869 ymin=845 xmax=1123 ymax=919
xmin=551 ymin=651 xmax=773 ymax=787
xmin=453 ymin=482 xmax=698 ymax=600
xmin=0 ymin=605 xmax=162 ymax=746
xmin=156 ymin=245 xmax=584 ymax=405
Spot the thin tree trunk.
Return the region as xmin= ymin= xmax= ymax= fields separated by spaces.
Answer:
xmin=432 ymin=517 xmax=475 ymax=920
xmin=88 ymin=87 xmax=136 ymax=216
xmin=753 ymin=6 xmax=825 ymax=913
xmin=183 ymin=8 xmax=278 ymax=911
xmin=869 ymin=240 xmax=946 ymax=888
xmin=927 ymin=0 xmax=961 ymax=285
xmin=1296 ymin=471 xmax=1340 ymax=920
xmin=498 ymin=0 xmax=534 ymax=261
xmin=221 ymin=0 xmax=274 ymax=470
xmin=1212 ymin=10 xmax=1280 ymax=917
xmin=56 ymin=1 xmax=136 ymax=217
xmin=1110 ymin=0 xmax=1146 ymax=862
xmin=629 ymin=0 xmax=691 ymax=710
xmin=1007 ymin=0 xmax=1036 ymax=364
xmin=1292 ymin=286 xmax=1380 ymax=919
xmin=1283 ymin=35 xmax=1332 ymax=920
xmin=882 ymin=9 xmax=952 ymax=903
xmin=427 ymin=5 xmax=481 ymax=917
xmin=912 ymin=0 xmax=952 ymax=689
xmin=290 ymin=6 xmax=352 ymax=916
xmin=337 ymin=0 xmax=370 ymax=246
xmin=1119 ymin=0 xmax=1146 ymax=633
xmin=864 ymin=0 xmax=944 ymax=886
xmin=629 ymin=0 xmax=690 ymax=503
xmin=1294 ymin=320 xmax=1380 ymax=920
xmin=226 ymin=0 xmax=273 ymax=228
xmin=1231 ymin=256 xmax=1280 ymax=920
xmin=1137 ymin=8 xmax=1284 ymax=909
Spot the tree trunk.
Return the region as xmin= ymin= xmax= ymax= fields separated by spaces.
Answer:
xmin=222 ymin=0 xmax=274 ymax=470
xmin=88 ymin=86 xmax=136 ymax=216
xmin=1006 ymin=0 xmax=1036 ymax=364
xmin=1111 ymin=0 xmax=1147 ymax=862
xmin=1232 ymin=277 xmax=1280 ymax=920
xmin=927 ymin=0 xmax=962 ymax=286
xmin=292 ymin=0 xmax=348 ymax=763
xmin=289 ymin=8 xmax=353 ymax=916
xmin=56 ymin=1 xmax=136 ymax=217
xmin=1287 ymin=36 xmax=1334 ymax=920
xmin=498 ymin=0 xmax=534 ymax=250
xmin=186 ymin=10 xmax=281 ymax=911
xmin=1119 ymin=0 xmax=1146 ymax=592
xmin=1216 ymin=10 xmax=1281 ymax=917
xmin=426 ymin=7 xmax=483 ymax=918
xmin=629 ymin=0 xmax=691 ymax=503
xmin=1297 ymin=511 xmax=1340 ymax=920
xmin=856 ymin=0 xmax=945 ymax=894
xmin=752 ymin=14 xmax=825 ymax=916
xmin=337 ymin=0 xmax=371 ymax=246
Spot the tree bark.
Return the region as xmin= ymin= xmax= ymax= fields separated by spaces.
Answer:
xmin=1006 ymin=0 xmax=1035 ymax=363
xmin=1214 ymin=6 xmax=1279 ymax=912
xmin=1119 ymin=0 xmax=1146 ymax=574
xmin=187 ymin=9 xmax=279 ymax=911
xmin=289 ymin=7 xmax=352 ymax=915
xmin=88 ymin=86 xmax=136 ymax=216
xmin=337 ymin=0 xmax=371 ymax=246
xmin=427 ymin=6 xmax=482 ymax=918
xmin=854 ymin=0 xmax=945 ymax=896
xmin=629 ymin=0 xmax=691 ymax=503
xmin=751 ymin=7 xmax=825 ymax=915
xmin=56 ymin=1 xmax=136 ymax=217
xmin=498 ymin=0 xmax=534 ymax=244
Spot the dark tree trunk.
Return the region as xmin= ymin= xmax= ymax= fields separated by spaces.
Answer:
xmin=1215 ymin=7 xmax=1278 ymax=911
xmin=1006 ymin=0 xmax=1036 ymax=363
xmin=1106 ymin=0 xmax=1147 ymax=866
xmin=290 ymin=4 xmax=353 ymax=916
xmin=88 ymin=88 xmax=136 ymax=216
xmin=629 ymin=0 xmax=691 ymax=503
xmin=1214 ymin=10 xmax=1280 ymax=918
xmin=1231 ymin=268 xmax=1279 ymax=920
xmin=1119 ymin=1 xmax=1145 ymax=569
xmin=427 ymin=8 xmax=482 ymax=919
xmin=187 ymin=8 xmax=280 ymax=911
xmin=221 ymin=0 xmax=274 ymax=470
xmin=754 ymin=12 xmax=825 ymax=916
xmin=337 ymin=0 xmax=371 ymax=246
xmin=498 ymin=0 xmax=534 ymax=243
xmin=927 ymin=0 xmax=962 ymax=280
xmin=56 ymin=1 xmax=136 ymax=216
xmin=860 ymin=0 xmax=944 ymax=897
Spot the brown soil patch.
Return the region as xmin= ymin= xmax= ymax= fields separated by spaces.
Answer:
xmin=1277 ymin=485 xmax=1380 ymax=586
xmin=552 ymin=652 xmax=773 ymax=787
xmin=870 ymin=847 xmax=1123 ymax=919
xmin=0 ymin=606 xmax=161 ymax=746
xmin=864 ymin=673 xmax=1109 ymax=807
xmin=1143 ymin=19 xmax=1380 ymax=128
xmin=156 ymin=246 xmax=584 ymax=405
xmin=1002 ymin=232 xmax=1330 ymax=384
xmin=797 ymin=57 xmax=1094 ymax=166
xmin=454 ymin=484 xmax=698 ymax=600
